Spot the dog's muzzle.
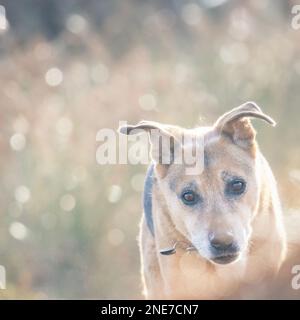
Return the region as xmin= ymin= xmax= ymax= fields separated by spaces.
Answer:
xmin=208 ymin=231 xmax=240 ymax=264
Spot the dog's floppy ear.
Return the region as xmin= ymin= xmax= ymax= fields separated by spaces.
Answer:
xmin=214 ymin=101 xmax=276 ymax=150
xmin=119 ymin=121 xmax=181 ymax=175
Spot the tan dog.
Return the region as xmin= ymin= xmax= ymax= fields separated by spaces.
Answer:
xmin=119 ymin=102 xmax=286 ymax=299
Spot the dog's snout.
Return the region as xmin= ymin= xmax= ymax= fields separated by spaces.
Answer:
xmin=209 ymin=231 xmax=234 ymax=251
xmin=208 ymin=231 xmax=240 ymax=264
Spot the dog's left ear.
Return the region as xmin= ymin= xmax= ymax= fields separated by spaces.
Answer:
xmin=214 ymin=101 xmax=276 ymax=150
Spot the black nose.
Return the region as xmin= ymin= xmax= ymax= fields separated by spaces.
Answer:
xmin=209 ymin=231 xmax=235 ymax=252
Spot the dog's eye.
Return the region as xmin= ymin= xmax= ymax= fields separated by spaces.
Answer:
xmin=181 ymin=191 xmax=199 ymax=205
xmin=225 ymin=179 xmax=246 ymax=196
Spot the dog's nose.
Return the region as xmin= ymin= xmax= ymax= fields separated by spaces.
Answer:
xmin=209 ymin=231 xmax=234 ymax=251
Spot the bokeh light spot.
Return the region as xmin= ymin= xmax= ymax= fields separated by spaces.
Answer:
xmin=0 ymin=5 xmax=8 ymax=32
xmin=14 ymin=185 xmax=31 ymax=204
xmin=60 ymin=194 xmax=76 ymax=212
xmin=108 ymin=185 xmax=122 ymax=203
xmin=45 ymin=67 xmax=63 ymax=87
xmin=66 ymin=14 xmax=87 ymax=34
xmin=56 ymin=117 xmax=73 ymax=137
xmin=138 ymin=93 xmax=157 ymax=111
xmin=130 ymin=174 xmax=145 ymax=192
xmin=9 ymin=222 xmax=28 ymax=240
xmin=10 ymin=133 xmax=26 ymax=151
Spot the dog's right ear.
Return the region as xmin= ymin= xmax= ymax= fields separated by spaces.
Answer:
xmin=119 ymin=121 xmax=181 ymax=176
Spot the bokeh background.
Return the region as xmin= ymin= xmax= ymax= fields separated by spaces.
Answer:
xmin=0 ymin=0 xmax=300 ymax=299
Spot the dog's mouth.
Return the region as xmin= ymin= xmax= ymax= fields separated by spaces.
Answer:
xmin=210 ymin=253 xmax=240 ymax=265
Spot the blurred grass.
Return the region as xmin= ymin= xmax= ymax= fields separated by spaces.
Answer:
xmin=0 ymin=0 xmax=300 ymax=299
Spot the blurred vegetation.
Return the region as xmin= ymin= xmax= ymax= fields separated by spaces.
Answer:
xmin=0 ymin=0 xmax=300 ymax=299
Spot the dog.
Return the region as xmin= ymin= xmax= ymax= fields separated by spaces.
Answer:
xmin=119 ymin=102 xmax=287 ymax=299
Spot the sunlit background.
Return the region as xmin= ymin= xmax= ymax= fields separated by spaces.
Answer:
xmin=0 ymin=0 xmax=300 ymax=299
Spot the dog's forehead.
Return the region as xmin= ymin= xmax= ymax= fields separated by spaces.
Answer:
xmin=203 ymin=131 xmax=254 ymax=170
xmin=167 ymin=127 xmax=255 ymax=190
xmin=181 ymin=126 xmax=254 ymax=169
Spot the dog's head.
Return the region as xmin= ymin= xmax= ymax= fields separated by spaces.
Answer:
xmin=119 ymin=102 xmax=276 ymax=265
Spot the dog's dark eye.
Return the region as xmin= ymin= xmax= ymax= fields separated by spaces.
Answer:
xmin=225 ymin=179 xmax=246 ymax=196
xmin=181 ymin=191 xmax=199 ymax=205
